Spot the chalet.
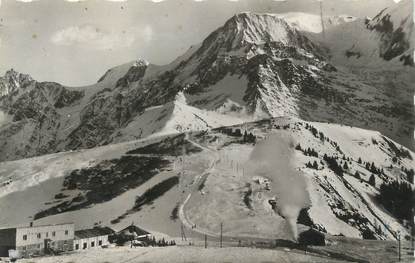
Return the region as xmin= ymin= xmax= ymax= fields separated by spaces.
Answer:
xmin=110 ymin=224 xmax=150 ymax=245
xmin=0 ymin=222 xmax=74 ymax=258
xmin=73 ymin=227 xmax=115 ymax=250
xmin=118 ymin=224 xmax=150 ymax=240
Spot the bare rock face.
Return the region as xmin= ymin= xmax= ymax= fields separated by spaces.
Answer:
xmin=0 ymin=4 xmax=413 ymax=161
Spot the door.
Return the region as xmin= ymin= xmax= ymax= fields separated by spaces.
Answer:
xmin=44 ymin=239 xmax=51 ymax=254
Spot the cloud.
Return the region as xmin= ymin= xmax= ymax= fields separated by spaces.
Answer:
xmin=51 ymin=24 xmax=135 ymax=50
xmin=141 ymin=25 xmax=153 ymax=43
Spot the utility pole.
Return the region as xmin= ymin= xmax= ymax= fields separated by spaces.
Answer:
xmin=204 ymin=234 xmax=207 ymax=248
xmin=411 ymin=209 xmax=414 ymax=255
xmin=181 ymin=223 xmax=187 ymax=241
xmin=397 ymin=231 xmax=401 ymax=261
xmin=220 ymin=222 xmax=223 ymax=248
xmin=319 ymin=0 xmax=326 ymax=39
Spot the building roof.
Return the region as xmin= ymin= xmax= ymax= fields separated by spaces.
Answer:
xmin=118 ymin=225 xmax=150 ymax=237
xmin=75 ymin=227 xmax=115 ymax=239
xmin=19 ymin=223 xmax=74 ymax=229
xmin=0 ymin=222 xmax=74 ymax=231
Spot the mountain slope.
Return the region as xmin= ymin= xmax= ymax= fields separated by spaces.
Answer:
xmin=0 ymin=118 xmax=413 ymax=241
xmin=0 ymin=4 xmax=413 ymax=162
xmin=321 ymin=0 xmax=413 ymax=66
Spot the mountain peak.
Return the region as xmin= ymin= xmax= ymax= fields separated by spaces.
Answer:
xmin=97 ymin=58 xmax=149 ymax=84
xmin=0 ymin=69 xmax=34 ymax=97
xmin=193 ymin=11 xmax=317 ymax=60
xmin=3 ymin=68 xmax=31 ymax=80
xmin=132 ymin=59 xmax=149 ymax=68
xmin=223 ymin=12 xmax=296 ymax=46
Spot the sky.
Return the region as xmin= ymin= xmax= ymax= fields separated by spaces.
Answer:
xmin=0 ymin=0 xmax=401 ymax=87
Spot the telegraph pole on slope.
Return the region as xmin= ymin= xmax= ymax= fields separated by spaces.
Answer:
xmin=397 ymin=230 xmax=401 ymax=261
xmin=411 ymin=208 xmax=414 ymax=257
xmin=220 ymin=222 xmax=223 ymax=248
xmin=319 ymin=0 xmax=326 ymax=39
xmin=181 ymin=223 xmax=187 ymax=242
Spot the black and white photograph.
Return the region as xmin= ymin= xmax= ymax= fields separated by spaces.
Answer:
xmin=0 ymin=0 xmax=414 ymax=262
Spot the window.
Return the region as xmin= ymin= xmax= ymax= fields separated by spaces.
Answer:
xmin=65 ymin=230 xmax=69 ymax=235
xmin=75 ymin=244 xmax=79 ymax=250
xmin=91 ymin=241 xmax=95 ymax=247
xmin=83 ymin=243 xmax=87 ymax=249
xmin=23 ymin=235 xmax=27 ymax=241
xmin=98 ymin=240 xmax=102 ymax=246
xmin=22 ymin=246 xmax=26 ymax=251
xmin=37 ymin=244 xmax=41 ymax=249
xmin=52 ymin=231 xmax=56 ymax=237
xmin=37 ymin=233 xmax=41 ymax=239
xmin=46 ymin=232 xmax=49 ymax=238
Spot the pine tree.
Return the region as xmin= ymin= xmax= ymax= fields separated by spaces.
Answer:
xmin=243 ymin=130 xmax=248 ymax=142
xmin=234 ymin=129 xmax=242 ymax=137
xmin=343 ymin=162 xmax=349 ymax=170
xmin=313 ymin=161 xmax=318 ymax=170
xmin=319 ymin=132 xmax=325 ymax=142
xmin=358 ymin=157 xmax=362 ymax=164
xmin=378 ymin=181 xmax=414 ymax=220
xmin=406 ymin=168 xmax=414 ymax=183
xmin=369 ymin=174 xmax=376 ymax=186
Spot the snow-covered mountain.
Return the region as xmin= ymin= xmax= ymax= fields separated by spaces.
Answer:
xmin=0 ymin=1 xmax=413 ymax=244
xmin=275 ymin=12 xmax=358 ymax=34
xmin=0 ymin=118 xmax=413 ymax=241
xmin=0 ymin=0 xmax=413 ymax=162
xmin=320 ymin=0 xmax=414 ymax=66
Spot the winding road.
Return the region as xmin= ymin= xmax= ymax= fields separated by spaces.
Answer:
xmin=178 ymin=136 xmax=220 ymax=238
